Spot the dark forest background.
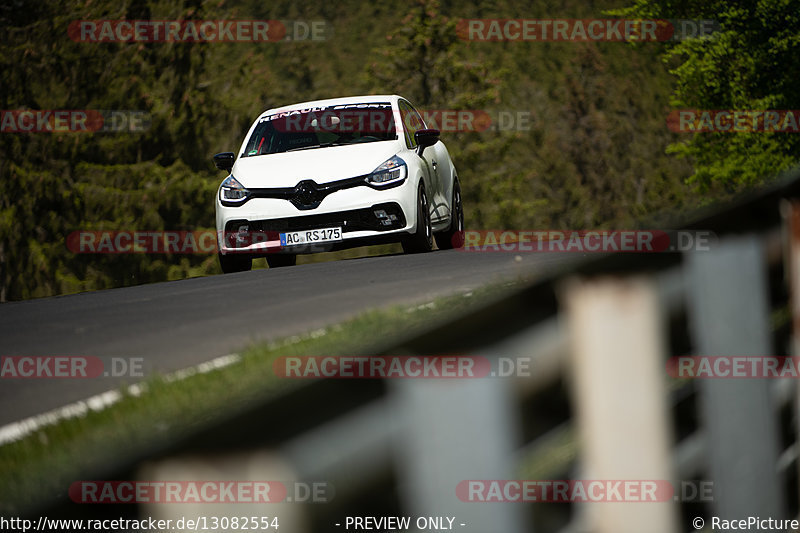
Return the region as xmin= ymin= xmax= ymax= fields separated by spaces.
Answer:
xmin=1 ymin=0 xmax=797 ymax=301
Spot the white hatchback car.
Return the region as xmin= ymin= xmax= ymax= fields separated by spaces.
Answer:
xmin=213 ymin=95 xmax=463 ymax=272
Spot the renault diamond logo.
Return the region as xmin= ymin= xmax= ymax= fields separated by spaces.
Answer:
xmin=292 ymin=180 xmax=323 ymax=209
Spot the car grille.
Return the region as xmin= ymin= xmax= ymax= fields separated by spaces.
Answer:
xmin=227 ymin=203 xmax=406 ymax=235
xmin=248 ymin=175 xmax=368 ymax=210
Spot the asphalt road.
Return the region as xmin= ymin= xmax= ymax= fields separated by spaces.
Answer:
xmin=0 ymin=250 xmax=567 ymax=426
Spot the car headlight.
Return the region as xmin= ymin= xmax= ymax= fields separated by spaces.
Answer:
xmin=220 ymin=175 xmax=250 ymax=205
xmin=367 ymin=155 xmax=407 ymax=187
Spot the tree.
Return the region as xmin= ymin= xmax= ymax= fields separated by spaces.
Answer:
xmin=363 ymin=0 xmax=503 ymax=109
xmin=612 ymin=0 xmax=800 ymax=193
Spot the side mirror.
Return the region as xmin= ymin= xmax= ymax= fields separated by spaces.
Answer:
xmin=414 ymin=129 xmax=440 ymax=154
xmin=213 ymin=152 xmax=235 ymax=172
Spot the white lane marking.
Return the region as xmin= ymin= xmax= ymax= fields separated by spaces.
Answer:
xmin=0 ymin=353 xmax=241 ymax=445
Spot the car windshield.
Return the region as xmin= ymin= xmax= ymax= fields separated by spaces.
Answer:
xmin=242 ymin=103 xmax=398 ymax=156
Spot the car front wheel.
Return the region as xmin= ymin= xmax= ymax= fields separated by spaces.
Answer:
xmin=218 ymin=253 xmax=252 ymax=273
xmin=402 ymin=184 xmax=433 ymax=254
xmin=435 ymin=178 xmax=464 ymax=249
xmin=266 ymin=254 xmax=297 ymax=268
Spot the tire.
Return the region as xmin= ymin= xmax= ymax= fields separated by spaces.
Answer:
xmin=402 ymin=184 xmax=433 ymax=254
xmin=218 ymin=253 xmax=252 ymax=273
xmin=435 ymin=178 xmax=464 ymax=250
xmin=266 ymin=254 xmax=297 ymax=268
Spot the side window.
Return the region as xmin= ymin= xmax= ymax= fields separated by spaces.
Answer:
xmin=399 ymin=101 xmax=425 ymax=149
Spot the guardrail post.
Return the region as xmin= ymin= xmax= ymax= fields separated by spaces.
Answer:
xmin=389 ymin=373 xmax=527 ymax=533
xmin=562 ymin=275 xmax=678 ymax=533
xmin=784 ymin=199 xmax=800 ymax=508
xmin=685 ymin=235 xmax=784 ymax=520
xmin=139 ymin=451 xmax=307 ymax=532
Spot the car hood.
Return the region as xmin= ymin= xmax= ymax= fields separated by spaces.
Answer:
xmin=230 ymin=141 xmax=402 ymax=188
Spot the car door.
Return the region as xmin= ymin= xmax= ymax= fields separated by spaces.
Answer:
xmin=399 ymin=100 xmax=448 ymax=225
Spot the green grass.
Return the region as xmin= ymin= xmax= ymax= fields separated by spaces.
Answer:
xmin=0 ymin=277 xmax=527 ymax=516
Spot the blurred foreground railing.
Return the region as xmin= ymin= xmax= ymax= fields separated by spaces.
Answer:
xmin=42 ymin=168 xmax=800 ymax=532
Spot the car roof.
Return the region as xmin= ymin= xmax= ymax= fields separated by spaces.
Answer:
xmin=260 ymin=95 xmax=406 ymax=117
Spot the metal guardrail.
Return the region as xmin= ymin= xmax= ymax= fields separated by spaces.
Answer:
xmin=38 ymin=168 xmax=800 ymax=532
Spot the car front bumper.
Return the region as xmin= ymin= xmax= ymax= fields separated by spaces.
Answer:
xmin=215 ymin=180 xmax=418 ymax=255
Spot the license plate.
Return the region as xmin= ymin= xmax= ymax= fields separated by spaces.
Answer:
xmin=280 ymin=227 xmax=342 ymax=246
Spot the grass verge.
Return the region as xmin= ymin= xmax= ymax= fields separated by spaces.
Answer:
xmin=0 ymin=277 xmax=526 ymax=515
